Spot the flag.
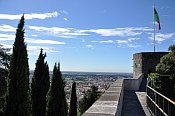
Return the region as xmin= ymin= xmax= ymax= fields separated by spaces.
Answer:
xmin=154 ymin=8 xmax=161 ymax=30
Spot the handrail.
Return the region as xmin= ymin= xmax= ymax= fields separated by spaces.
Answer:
xmin=147 ymin=95 xmax=168 ymax=116
xmin=147 ymin=86 xmax=175 ymax=105
xmin=146 ymin=76 xmax=175 ymax=116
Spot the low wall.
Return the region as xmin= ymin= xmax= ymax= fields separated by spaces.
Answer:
xmin=82 ymin=74 xmax=144 ymax=116
xmin=124 ymin=73 xmax=143 ymax=91
xmin=82 ymin=79 xmax=124 ymax=116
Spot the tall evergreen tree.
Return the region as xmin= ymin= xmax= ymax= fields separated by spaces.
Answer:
xmin=31 ymin=49 xmax=50 ymax=116
xmin=69 ymin=82 xmax=77 ymax=116
xmin=79 ymin=94 xmax=88 ymax=115
xmin=5 ymin=15 xmax=30 ymax=116
xmin=0 ymin=45 xmax=11 ymax=115
xmin=79 ymin=85 xmax=101 ymax=115
xmin=47 ymin=63 xmax=68 ymax=116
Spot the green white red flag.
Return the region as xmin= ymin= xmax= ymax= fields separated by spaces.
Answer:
xmin=154 ymin=8 xmax=161 ymax=30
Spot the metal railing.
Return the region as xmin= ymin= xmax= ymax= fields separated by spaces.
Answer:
xmin=146 ymin=76 xmax=175 ymax=116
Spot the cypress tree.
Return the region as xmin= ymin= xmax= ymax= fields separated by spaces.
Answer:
xmin=79 ymin=95 xmax=88 ymax=115
xmin=47 ymin=63 xmax=68 ymax=116
xmin=79 ymin=85 xmax=101 ymax=115
xmin=69 ymin=82 xmax=77 ymax=116
xmin=6 ymin=15 xmax=30 ymax=116
xmin=31 ymin=49 xmax=50 ymax=116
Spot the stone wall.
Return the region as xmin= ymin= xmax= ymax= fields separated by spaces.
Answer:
xmin=124 ymin=73 xmax=143 ymax=91
xmin=82 ymin=79 xmax=124 ymax=116
xmin=133 ymin=52 xmax=168 ymax=78
xmin=82 ymin=74 xmax=145 ymax=116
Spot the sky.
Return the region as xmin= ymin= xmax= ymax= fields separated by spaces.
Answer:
xmin=0 ymin=0 xmax=175 ymax=73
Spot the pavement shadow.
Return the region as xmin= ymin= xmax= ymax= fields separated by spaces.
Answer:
xmin=121 ymin=90 xmax=147 ymax=116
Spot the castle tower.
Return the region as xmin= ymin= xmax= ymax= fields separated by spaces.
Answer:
xmin=133 ymin=52 xmax=168 ymax=78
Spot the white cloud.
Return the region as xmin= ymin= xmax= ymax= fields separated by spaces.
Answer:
xmin=28 ymin=26 xmax=154 ymax=39
xmin=26 ymin=38 xmax=66 ymax=45
xmin=0 ymin=25 xmax=16 ymax=32
xmin=116 ymin=40 xmax=128 ymax=44
xmin=127 ymin=44 xmax=141 ymax=48
xmin=63 ymin=18 xmax=68 ymax=21
xmin=0 ymin=24 xmax=154 ymax=41
xmin=115 ymin=39 xmax=140 ymax=48
xmin=0 ymin=34 xmax=66 ymax=45
xmin=31 ymin=35 xmax=38 ymax=37
xmin=99 ymin=40 xmax=114 ymax=43
xmin=149 ymin=33 xmax=174 ymax=43
xmin=0 ymin=38 xmax=14 ymax=41
xmin=0 ymin=34 xmax=15 ymax=41
xmin=128 ymin=38 xmax=140 ymax=42
xmin=60 ymin=10 xmax=68 ymax=14
xmin=0 ymin=34 xmax=15 ymax=38
xmin=79 ymin=27 xmax=152 ymax=37
xmin=86 ymin=45 xmax=94 ymax=48
xmin=27 ymin=45 xmax=59 ymax=55
xmin=0 ymin=24 xmax=145 ymax=49
xmin=28 ymin=25 xmax=70 ymax=32
xmin=0 ymin=44 xmax=12 ymax=49
xmin=129 ymin=27 xmax=153 ymax=31
xmin=62 ymin=32 xmax=88 ymax=36
xmin=0 ymin=12 xmax=58 ymax=20
xmin=28 ymin=46 xmax=58 ymax=52
xmin=80 ymin=28 xmax=139 ymax=37
xmin=1 ymin=43 xmax=59 ymax=55
xmin=28 ymin=25 xmax=88 ymax=38
xmin=90 ymin=38 xmax=140 ymax=48
xmin=57 ymin=35 xmax=75 ymax=38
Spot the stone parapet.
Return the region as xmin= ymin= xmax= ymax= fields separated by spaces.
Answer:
xmin=82 ymin=79 xmax=124 ymax=116
xmin=124 ymin=73 xmax=143 ymax=91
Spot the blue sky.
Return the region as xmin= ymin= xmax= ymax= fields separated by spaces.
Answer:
xmin=0 ymin=0 xmax=175 ymax=73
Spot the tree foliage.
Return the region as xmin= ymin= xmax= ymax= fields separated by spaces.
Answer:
xmin=69 ymin=82 xmax=77 ymax=116
xmin=168 ymin=44 xmax=175 ymax=52
xmin=0 ymin=45 xmax=11 ymax=72
xmin=156 ymin=44 xmax=175 ymax=100
xmin=5 ymin=15 xmax=30 ymax=116
xmin=47 ymin=63 xmax=68 ymax=116
xmin=0 ymin=45 xmax=11 ymax=115
xmin=31 ymin=49 xmax=50 ymax=116
xmin=78 ymin=85 xmax=101 ymax=115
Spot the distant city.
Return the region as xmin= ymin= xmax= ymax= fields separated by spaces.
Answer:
xmin=29 ymin=71 xmax=132 ymax=103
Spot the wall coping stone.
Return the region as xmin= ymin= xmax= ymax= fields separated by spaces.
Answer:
xmin=82 ymin=79 xmax=124 ymax=116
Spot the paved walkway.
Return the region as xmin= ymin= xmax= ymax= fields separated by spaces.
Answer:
xmin=121 ymin=90 xmax=151 ymax=116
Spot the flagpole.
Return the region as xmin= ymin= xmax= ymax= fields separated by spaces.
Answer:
xmin=154 ymin=1 xmax=156 ymax=52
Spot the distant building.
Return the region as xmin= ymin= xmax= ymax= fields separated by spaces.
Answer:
xmin=133 ymin=52 xmax=168 ymax=78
